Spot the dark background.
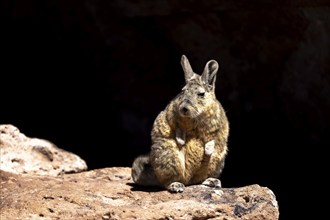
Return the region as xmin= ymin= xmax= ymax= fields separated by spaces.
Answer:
xmin=2 ymin=1 xmax=329 ymax=219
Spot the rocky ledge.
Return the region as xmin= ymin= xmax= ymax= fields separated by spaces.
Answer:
xmin=0 ymin=125 xmax=279 ymax=219
xmin=0 ymin=124 xmax=87 ymax=176
xmin=1 ymin=168 xmax=278 ymax=220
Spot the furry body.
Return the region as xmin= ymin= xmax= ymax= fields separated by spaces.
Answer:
xmin=131 ymin=55 xmax=229 ymax=192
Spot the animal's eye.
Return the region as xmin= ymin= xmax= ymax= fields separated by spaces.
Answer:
xmin=198 ymin=92 xmax=205 ymax=97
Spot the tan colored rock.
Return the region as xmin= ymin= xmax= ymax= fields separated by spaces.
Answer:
xmin=0 ymin=167 xmax=279 ymax=220
xmin=0 ymin=124 xmax=87 ymax=176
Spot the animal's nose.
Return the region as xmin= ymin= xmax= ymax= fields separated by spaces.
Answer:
xmin=181 ymin=107 xmax=189 ymax=114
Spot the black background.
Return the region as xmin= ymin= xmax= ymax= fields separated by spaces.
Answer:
xmin=2 ymin=1 xmax=329 ymax=219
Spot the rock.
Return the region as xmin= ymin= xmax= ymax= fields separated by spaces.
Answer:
xmin=0 ymin=124 xmax=279 ymax=218
xmin=0 ymin=167 xmax=279 ymax=220
xmin=0 ymin=124 xmax=87 ymax=176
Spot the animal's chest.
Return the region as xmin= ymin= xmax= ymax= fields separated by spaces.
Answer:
xmin=184 ymin=128 xmax=209 ymax=144
xmin=183 ymin=126 xmax=200 ymax=137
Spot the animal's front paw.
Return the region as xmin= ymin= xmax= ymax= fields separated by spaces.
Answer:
xmin=204 ymin=140 xmax=215 ymax=156
xmin=202 ymin=178 xmax=222 ymax=189
xmin=176 ymin=136 xmax=185 ymax=145
xmin=176 ymin=128 xmax=186 ymax=145
xmin=167 ymin=182 xmax=185 ymax=193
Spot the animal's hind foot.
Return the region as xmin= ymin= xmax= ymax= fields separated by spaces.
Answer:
xmin=202 ymin=178 xmax=222 ymax=189
xmin=167 ymin=182 xmax=185 ymax=193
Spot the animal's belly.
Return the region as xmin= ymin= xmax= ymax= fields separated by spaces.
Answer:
xmin=183 ymin=139 xmax=205 ymax=174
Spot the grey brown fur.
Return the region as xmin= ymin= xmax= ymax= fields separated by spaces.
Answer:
xmin=131 ymin=55 xmax=229 ymax=193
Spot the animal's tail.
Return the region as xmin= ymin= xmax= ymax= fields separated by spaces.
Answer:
xmin=131 ymin=154 xmax=160 ymax=186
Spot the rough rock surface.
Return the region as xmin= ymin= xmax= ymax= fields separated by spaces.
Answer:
xmin=0 ymin=167 xmax=279 ymax=220
xmin=0 ymin=124 xmax=87 ymax=176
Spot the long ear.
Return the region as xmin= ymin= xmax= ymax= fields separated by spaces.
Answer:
xmin=181 ymin=55 xmax=194 ymax=83
xmin=201 ymin=59 xmax=219 ymax=90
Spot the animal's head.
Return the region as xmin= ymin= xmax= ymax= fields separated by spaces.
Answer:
xmin=177 ymin=54 xmax=219 ymax=118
